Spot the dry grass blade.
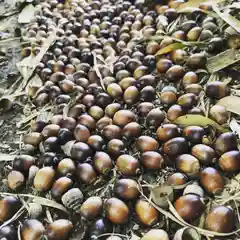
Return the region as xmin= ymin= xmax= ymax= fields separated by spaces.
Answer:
xmin=206 ymin=49 xmax=240 ymax=73
xmin=218 ymin=96 xmax=240 ymax=115
xmin=173 ymin=114 xmax=229 ymax=133
xmin=0 ymin=192 xmax=69 ymax=213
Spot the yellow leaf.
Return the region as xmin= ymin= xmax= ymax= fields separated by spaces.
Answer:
xmin=173 ymin=114 xmax=228 ymax=133
xmin=155 ymin=43 xmax=185 ymax=56
xmin=218 ymin=96 xmax=240 ymax=115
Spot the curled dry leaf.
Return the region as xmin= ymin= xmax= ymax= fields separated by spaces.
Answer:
xmin=173 ymin=114 xmax=229 ymax=133
xmin=218 ymin=96 xmax=240 ymax=115
xmin=18 ymin=4 xmax=36 ymax=24
xmin=229 ymin=119 xmax=240 ymax=138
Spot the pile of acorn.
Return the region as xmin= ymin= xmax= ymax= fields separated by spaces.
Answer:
xmin=3 ymin=0 xmax=240 ymax=239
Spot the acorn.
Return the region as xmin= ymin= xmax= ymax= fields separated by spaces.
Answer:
xmin=105 ymin=103 xmax=122 ymax=118
xmin=187 ymin=27 xmax=202 ymax=41
xmin=186 ymin=53 xmax=206 ymax=70
xmin=116 ymin=154 xmax=140 ymax=175
xmin=114 ymin=178 xmax=139 ymax=200
xmin=119 ymin=77 xmax=136 ymax=90
xmin=167 ymin=104 xmax=184 ymax=121
xmin=135 ymin=199 xmax=159 ymax=226
xmin=175 ymin=194 xmax=205 ymax=222
xmin=205 ymin=81 xmax=229 ymax=100
xmin=76 ymin=163 xmax=97 ymax=184
xmin=105 ymin=198 xmax=129 ymax=224
xmin=88 ymin=105 xmax=104 ymax=120
xmin=166 ymin=65 xmax=185 ymax=82
xmin=107 ymin=139 xmax=125 ymax=158
xmin=0 ymin=196 xmax=21 ymax=222
xmin=133 ymin=66 xmax=148 ymax=80
xmin=146 ymin=108 xmax=165 ymax=129
xmin=214 ymin=132 xmax=238 ymax=155
xmin=107 ymin=83 xmax=123 ymax=99
xmin=77 ymin=114 xmax=96 ymax=130
xmin=57 ymin=158 xmax=76 ymax=177
xmin=180 ymin=20 xmax=196 ymax=32
xmin=51 ymin=177 xmax=73 ymax=201
xmin=160 ymin=91 xmax=177 ymax=107
xmin=43 ymin=136 xmax=59 ymax=152
xmin=34 ymin=166 xmax=55 ymax=191
xmin=156 ymin=124 xmax=180 ymax=142
xmin=73 ymin=124 xmax=90 ymax=142
xmin=13 ymin=155 xmax=35 ymax=172
xmin=88 ymin=218 xmax=112 ymax=240
xmin=208 ymin=37 xmax=224 ymax=53
xmin=31 ymin=119 xmax=49 ymax=133
xmin=71 ymin=142 xmax=92 ymax=162
xmin=102 ymin=124 xmax=122 ymax=140
xmin=176 ymin=154 xmax=200 ymax=177
xmin=177 ymin=93 xmax=197 ymax=110
xmin=137 ymin=75 xmax=156 ymax=89
xmin=122 ymin=122 xmax=141 ymax=140
xmin=136 ymin=136 xmax=159 ymax=152
xmin=93 ymin=151 xmax=113 ymax=175
xmin=113 ymin=110 xmax=137 ymax=127
xmin=87 ymin=135 xmax=104 ymax=151
xmin=80 ymin=196 xmax=103 ymax=220
xmin=42 ymin=124 xmax=60 ymax=138
xmin=82 ymin=94 xmax=95 ymax=108
xmin=58 ymin=128 xmax=74 ymax=145
xmin=209 ymin=105 xmax=229 ymax=124
xmin=163 ymin=137 xmax=189 ymax=155
xmin=182 ymin=71 xmax=198 ymax=86
xmin=21 ymin=219 xmax=45 ymax=240
xmin=200 ymin=167 xmax=224 ymax=194
xmin=219 ymin=150 xmax=240 ymax=172
xmin=23 ymin=132 xmax=43 ymax=147
xmin=191 ymin=144 xmax=216 ymax=165
xmin=172 ymin=30 xmax=185 ymax=40
xmin=188 ymin=107 xmax=204 ymax=115
xmin=171 ymin=49 xmax=188 ymax=65
xmin=205 ymin=206 xmax=235 ymax=233
xmin=137 ymin=102 xmax=154 ymax=116
xmin=141 ymin=229 xmax=169 ymax=240
xmin=123 ymin=86 xmax=140 ymax=105
xmin=140 ymin=151 xmax=164 ymax=170
xmin=199 ymin=29 xmax=213 ymax=41
xmin=7 ymin=170 xmax=25 ymax=191
xmin=156 ymin=58 xmax=173 ymax=73
xmin=183 ymin=126 xmax=205 ymax=144
xmin=96 ymin=117 xmax=113 ymax=130
xmin=46 ymin=219 xmax=73 ymax=240
xmin=140 ymin=86 xmax=156 ymax=102
xmin=167 ymin=172 xmax=188 ymax=187
xmin=0 ymin=225 xmax=17 ymax=240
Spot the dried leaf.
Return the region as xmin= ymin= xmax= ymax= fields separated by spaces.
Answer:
xmin=151 ymin=185 xmax=174 ymax=208
xmin=0 ymin=153 xmax=16 ymax=162
xmin=173 ymin=114 xmax=229 ymax=133
xmin=206 ymin=49 xmax=240 ymax=73
xmin=218 ymin=96 xmax=240 ymax=115
xmin=155 ymin=43 xmax=185 ymax=56
xmin=130 ymin=232 xmax=140 ymax=240
xmin=229 ymin=119 xmax=240 ymax=138
xmin=26 ymin=75 xmax=43 ymax=97
xmin=18 ymin=4 xmax=36 ymax=23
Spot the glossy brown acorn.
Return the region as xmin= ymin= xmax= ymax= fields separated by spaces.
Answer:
xmin=156 ymin=124 xmax=180 ymax=142
xmin=200 ymin=167 xmax=224 ymax=194
xmin=107 ymin=83 xmax=123 ymax=99
xmin=88 ymin=105 xmax=104 ymax=120
xmin=7 ymin=170 xmax=25 ymax=191
xmin=123 ymin=86 xmax=139 ymax=105
xmin=105 ymin=103 xmax=122 ymax=118
xmin=205 ymin=206 xmax=235 ymax=233
xmin=163 ymin=137 xmax=189 ymax=155
xmin=171 ymin=49 xmax=188 ymax=65
xmin=102 ymin=124 xmax=122 ymax=140
xmin=51 ymin=177 xmax=73 ymax=201
xmin=80 ymin=196 xmax=103 ymax=219
xmin=214 ymin=132 xmax=238 ymax=155
xmin=136 ymin=136 xmax=159 ymax=152
xmin=57 ymin=158 xmax=76 ymax=177
xmin=71 ymin=142 xmax=92 ymax=162
xmin=177 ymin=93 xmax=197 ymax=109
xmin=76 ymin=163 xmax=97 ymax=184
xmin=183 ymin=126 xmax=205 ymax=144
xmin=13 ymin=155 xmax=35 ymax=172
xmin=105 ymin=198 xmax=129 ymax=224
xmin=87 ymin=135 xmax=104 ymax=151
xmin=175 ymin=194 xmax=205 ymax=222
xmin=186 ymin=53 xmax=206 ymax=69
xmin=182 ymin=71 xmax=198 ymax=86
xmin=191 ymin=144 xmax=216 ymax=165
xmin=77 ymin=114 xmax=96 ymax=130
xmin=93 ymin=152 xmax=113 ymax=175
xmin=23 ymin=132 xmax=43 ymax=147
xmin=116 ymin=154 xmax=140 ymax=175
xmin=156 ymin=58 xmax=173 ymax=73
xmin=166 ymin=65 xmax=185 ymax=82
xmin=46 ymin=219 xmax=73 ymax=240
xmin=42 ymin=124 xmax=60 ymax=138
xmin=185 ymin=84 xmax=203 ymax=96
xmin=0 ymin=196 xmax=21 ymax=222
xmin=140 ymin=151 xmax=164 ymax=170
xmin=141 ymin=229 xmax=169 ymax=240
xmin=73 ymin=124 xmax=90 ymax=142
xmin=187 ymin=27 xmax=202 ymax=41
xmin=209 ymin=105 xmax=229 ymax=124
xmin=96 ymin=117 xmax=113 ymax=130
xmin=218 ymin=150 xmax=240 ymax=172
xmin=107 ymin=139 xmax=125 ymax=158
xmin=167 ymin=172 xmax=188 ymax=186
xmin=113 ymin=110 xmax=137 ymax=127
xmin=146 ymin=108 xmax=165 ymax=129
xmin=135 ymin=199 xmax=159 ymax=226
xmin=159 ymin=91 xmax=177 ymax=106
xmin=21 ymin=219 xmax=45 ymax=240
xmin=137 ymin=102 xmax=154 ymax=117
xmin=33 ymin=166 xmax=55 ymax=191
xmin=122 ymin=122 xmax=141 ymax=139
xmin=114 ymin=178 xmax=139 ymax=200
xmin=167 ymin=104 xmax=184 ymax=121
xmin=205 ymin=81 xmax=229 ymax=100
xmin=176 ymin=154 xmax=200 ymax=177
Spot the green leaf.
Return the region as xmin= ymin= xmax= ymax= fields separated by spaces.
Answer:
xmin=173 ymin=114 xmax=229 ymax=133
xmin=155 ymin=42 xmax=185 ymax=56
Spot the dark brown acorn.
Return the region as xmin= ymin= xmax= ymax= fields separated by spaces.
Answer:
xmin=167 ymin=104 xmax=184 ymax=121
xmin=171 ymin=49 xmax=188 ymax=65
xmin=205 ymin=81 xmax=229 ymax=100
xmin=88 ymin=105 xmax=104 ymax=120
xmin=135 ymin=199 xmax=159 ymax=226
xmin=175 ymin=194 xmax=205 ymax=222
xmin=140 ymin=151 xmax=164 ymax=170
xmin=137 ymin=102 xmax=154 ymax=116
xmin=13 ymin=155 xmax=35 ymax=172
xmin=205 ymin=206 xmax=235 ymax=233
xmin=96 ymin=117 xmax=113 ymax=130
xmin=105 ymin=103 xmax=122 ymax=118
xmin=122 ymin=122 xmax=141 ymax=139
xmin=57 ymin=158 xmax=76 ymax=177
xmin=107 ymin=139 xmax=125 ymax=158
xmin=21 ymin=219 xmax=45 ymax=240
xmin=76 ymin=163 xmax=97 ymax=184
xmin=80 ymin=196 xmax=103 ymax=219
xmin=200 ymin=167 xmax=224 ymax=194
xmin=191 ymin=144 xmax=216 ymax=165
xmin=166 ymin=65 xmax=185 ymax=82
xmin=182 ymin=71 xmax=198 ymax=86
xmin=183 ymin=126 xmax=205 ymax=144
xmin=116 ymin=154 xmax=140 ymax=175
xmin=43 ymin=136 xmax=59 ymax=152
xmin=102 ymin=124 xmax=122 ymax=140
xmin=87 ymin=135 xmax=104 ymax=151
xmin=0 ymin=225 xmax=17 ymax=240
xmin=163 ymin=137 xmax=189 ymax=155
xmin=105 ymin=198 xmax=129 ymax=224
xmin=156 ymin=124 xmax=180 ymax=142
xmin=113 ymin=110 xmax=137 ymax=127
xmin=209 ymin=105 xmax=229 ymax=124
xmin=176 ymin=154 xmax=200 ymax=177
xmin=140 ymin=86 xmax=156 ymax=102
xmin=107 ymin=83 xmax=123 ymax=99
xmin=187 ymin=53 xmax=206 ymax=69
xmin=77 ymin=114 xmax=96 ymax=130
xmin=160 ymin=91 xmax=177 ymax=107
xmin=123 ymin=86 xmax=139 ymax=105
xmin=74 ymin=124 xmax=90 ymax=142
xmin=114 ymin=178 xmax=139 ymax=200
xmin=0 ymin=196 xmax=21 ymax=222
xmin=219 ymin=150 xmax=240 ymax=172
xmin=136 ymin=136 xmax=159 ymax=152
xmin=42 ymin=124 xmax=60 ymax=138
xmin=7 ymin=170 xmax=25 ymax=191
xmin=167 ymin=172 xmax=188 ymax=186
xmin=93 ymin=152 xmax=113 ymax=175
xmin=71 ymin=142 xmax=92 ymax=162
xmin=177 ymin=93 xmax=197 ymax=110
xmin=34 ymin=166 xmax=55 ymax=191
xmin=214 ymin=132 xmax=238 ymax=155
xmin=146 ymin=108 xmax=166 ymax=129
xmin=156 ymin=58 xmax=173 ymax=73
xmin=23 ymin=132 xmax=43 ymax=147
xmin=51 ymin=177 xmax=73 ymax=201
